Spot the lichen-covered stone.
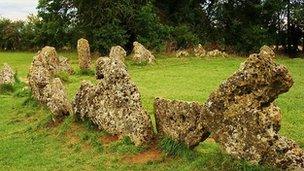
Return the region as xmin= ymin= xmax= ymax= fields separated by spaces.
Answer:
xmin=77 ymin=38 xmax=91 ymax=70
xmin=176 ymin=50 xmax=189 ymax=58
xmin=201 ymin=48 xmax=294 ymax=164
xmin=154 ymin=98 xmax=209 ymax=148
xmin=0 ymin=63 xmax=15 ymax=85
xmin=43 ymin=78 xmax=72 ymax=119
xmin=260 ymin=45 xmax=275 ymax=59
xmin=28 ymin=46 xmax=72 ymax=119
xmin=109 ymin=46 xmax=127 ymax=62
xmin=194 ymin=44 xmax=206 ymax=57
xmin=58 ymin=57 xmax=74 ymax=75
xmin=261 ymin=136 xmax=304 ymax=169
xmin=132 ymin=42 xmax=155 ymax=64
xmin=74 ymin=57 xmax=153 ymax=146
xmin=206 ymin=49 xmax=228 ymax=57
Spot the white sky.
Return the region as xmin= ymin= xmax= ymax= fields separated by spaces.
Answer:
xmin=0 ymin=0 xmax=38 ymax=20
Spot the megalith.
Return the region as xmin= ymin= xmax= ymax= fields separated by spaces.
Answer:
xmin=73 ymin=57 xmax=153 ymax=146
xmin=109 ymin=45 xmax=127 ymax=62
xmin=132 ymin=42 xmax=155 ymax=64
xmin=0 ymin=63 xmax=16 ymax=85
xmin=77 ymin=38 xmax=91 ymax=70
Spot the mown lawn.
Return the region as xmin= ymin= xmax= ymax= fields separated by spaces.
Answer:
xmin=0 ymin=52 xmax=303 ymax=170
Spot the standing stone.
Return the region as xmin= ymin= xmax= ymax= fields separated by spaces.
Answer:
xmin=109 ymin=46 xmax=127 ymax=62
xmin=201 ymin=46 xmax=302 ymax=168
xmin=155 ymin=98 xmax=209 ymax=148
xmin=43 ymin=78 xmax=72 ymax=120
xmin=176 ymin=50 xmax=189 ymax=58
xmin=194 ymin=44 xmax=206 ymax=57
xmin=0 ymin=63 xmax=16 ymax=85
xmin=132 ymin=41 xmax=155 ymax=64
xmin=77 ymin=38 xmax=91 ymax=70
xmin=206 ymin=49 xmax=228 ymax=57
xmin=28 ymin=46 xmax=72 ymax=119
xmin=74 ymin=57 xmax=153 ymax=146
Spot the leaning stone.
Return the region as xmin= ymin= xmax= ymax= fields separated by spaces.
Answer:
xmin=0 ymin=63 xmax=16 ymax=85
xmin=77 ymin=38 xmax=91 ymax=70
xmin=176 ymin=50 xmax=189 ymax=58
xmin=201 ymin=48 xmax=294 ymax=163
xmin=74 ymin=57 xmax=153 ymax=146
xmin=109 ymin=46 xmax=127 ymax=62
xmin=43 ymin=78 xmax=72 ymax=120
xmin=154 ymin=98 xmax=209 ymax=148
xmin=194 ymin=44 xmax=206 ymax=57
xmin=132 ymin=42 xmax=155 ymax=64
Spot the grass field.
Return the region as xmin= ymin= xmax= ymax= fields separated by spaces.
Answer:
xmin=0 ymin=52 xmax=303 ymax=170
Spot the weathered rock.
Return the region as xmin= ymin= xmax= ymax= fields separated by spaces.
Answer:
xmin=194 ymin=44 xmax=206 ymax=57
xmin=35 ymin=46 xmax=60 ymax=74
xmin=262 ymin=136 xmax=304 ymax=169
xmin=28 ymin=46 xmax=72 ymax=119
xmin=207 ymin=49 xmax=228 ymax=57
xmin=109 ymin=46 xmax=127 ymax=62
xmin=155 ymin=98 xmax=209 ymax=148
xmin=74 ymin=57 xmax=153 ymax=146
xmin=201 ymin=48 xmax=294 ymax=164
xmin=260 ymin=45 xmax=275 ymax=59
xmin=58 ymin=57 xmax=74 ymax=75
xmin=132 ymin=42 xmax=155 ymax=64
xmin=176 ymin=50 xmax=189 ymax=58
xmin=0 ymin=63 xmax=16 ymax=85
xmin=77 ymin=38 xmax=91 ymax=70
xmin=43 ymin=78 xmax=72 ymax=119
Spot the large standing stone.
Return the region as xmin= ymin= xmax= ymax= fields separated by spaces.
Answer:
xmin=194 ymin=44 xmax=206 ymax=57
xmin=74 ymin=57 xmax=153 ymax=146
xmin=201 ymin=46 xmax=304 ymax=169
xmin=28 ymin=46 xmax=72 ymax=119
xmin=109 ymin=46 xmax=127 ymax=62
xmin=132 ymin=42 xmax=155 ymax=64
xmin=77 ymin=38 xmax=91 ymax=70
xmin=0 ymin=63 xmax=16 ymax=85
xmin=155 ymin=98 xmax=209 ymax=148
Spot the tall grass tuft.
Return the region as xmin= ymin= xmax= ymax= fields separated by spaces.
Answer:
xmin=158 ymin=137 xmax=197 ymax=161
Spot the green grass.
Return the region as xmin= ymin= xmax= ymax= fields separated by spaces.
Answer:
xmin=0 ymin=52 xmax=303 ymax=170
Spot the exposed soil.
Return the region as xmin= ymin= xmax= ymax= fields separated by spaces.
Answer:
xmin=123 ymin=148 xmax=163 ymax=164
xmin=100 ymin=134 xmax=120 ymax=145
xmin=123 ymin=138 xmax=163 ymax=164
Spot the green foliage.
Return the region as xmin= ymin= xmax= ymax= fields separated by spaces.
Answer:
xmin=58 ymin=115 xmax=75 ymax=136
xmin=135 ymin=3 xmax=170 ymax=51
xmin=77 ymin=69 xmax=95 ymax=76
xmin=108 ymin=136 xmax=145 ymax=155
xmin=79 ymin=132 xmax=104 ymax=153
xmin=170 ymin=25 xmax=199 ymax=49
xmin=54 ymin=71 xmax=70 ymax=83
xmin=158 ymin=137 xmax=197 ymax=161
xmin=0 ymin=83 xmax=14 ymax=94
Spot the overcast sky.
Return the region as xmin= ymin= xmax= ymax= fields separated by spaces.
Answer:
xmin=0 ymin=0 xmax=38 ymax=20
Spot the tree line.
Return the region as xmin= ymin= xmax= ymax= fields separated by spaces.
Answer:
xmin=0 ymin=0 xmax=303 ymax=56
